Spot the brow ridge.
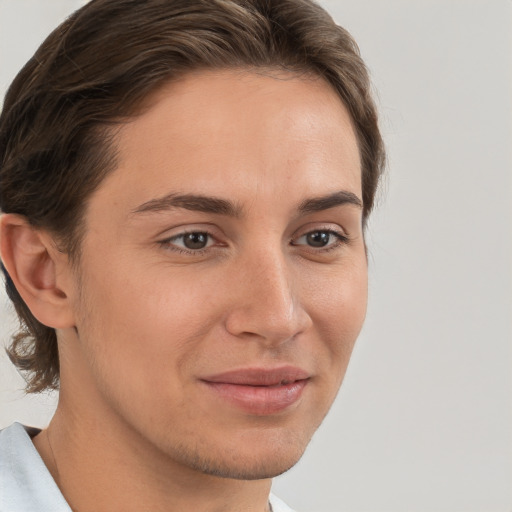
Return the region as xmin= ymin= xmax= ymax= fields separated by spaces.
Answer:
xmin=298 ymin=190 xmax=362 ymax=213
xmin=132 ymin=190 xmax=362 ymax=218
xmin=132 ymin=193 xmax=242 ymax=217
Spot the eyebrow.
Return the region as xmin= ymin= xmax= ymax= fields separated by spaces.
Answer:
xmin=131 ymin=190 xmax=362 ymax=217
xmin=132 ymin=193 xmax=242 ymax=217
xmin=298 ymin=190 xmax=362 ymax=213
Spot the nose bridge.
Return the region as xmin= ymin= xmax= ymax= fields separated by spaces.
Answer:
xmin=254 ymin=248 xmax=294 ymax=322
xmin=224 ymin=243 xmax=310 ymax=343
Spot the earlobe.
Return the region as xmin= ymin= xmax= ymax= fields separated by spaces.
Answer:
xmin=0 ymin=213 xmax=75 ymax=329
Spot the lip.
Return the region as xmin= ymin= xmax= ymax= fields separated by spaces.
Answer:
xmin=201 ymin=366 xmax=310 ymax=415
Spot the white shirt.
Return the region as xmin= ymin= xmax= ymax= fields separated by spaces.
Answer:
xmin=0 ymin=422 xmax=295 ymax=512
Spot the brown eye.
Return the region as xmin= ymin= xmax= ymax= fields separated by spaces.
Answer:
xmin=183 ymin=232 xmax=209 ymax=250
xmin=162 ymin=231 xmax=214 ymax=253
xmin=292 ymin=229 xmax=348 ymax=251
xmin=306 ymin=231 xmax=331 ymax=247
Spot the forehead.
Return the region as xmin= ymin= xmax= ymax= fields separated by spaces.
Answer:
xmin=90 ymin=69 xmax=362 ymax=218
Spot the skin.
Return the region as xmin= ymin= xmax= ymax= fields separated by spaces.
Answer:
xmin=2 ymin=69 xmax=367 ymax=512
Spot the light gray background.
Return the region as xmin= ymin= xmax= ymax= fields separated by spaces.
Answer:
xmin=0 ymin=1 xmax=511 ymax=511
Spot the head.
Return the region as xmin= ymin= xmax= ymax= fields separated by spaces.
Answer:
xmin=0 ymin=0 xmax=384 ymax=479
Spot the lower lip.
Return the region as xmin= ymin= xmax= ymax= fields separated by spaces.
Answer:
xmin=202 ymin=380 xmax=308 ymax=415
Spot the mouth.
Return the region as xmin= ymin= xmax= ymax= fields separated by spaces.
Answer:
xmin=200 ymin=366 xmax=310 ymax=415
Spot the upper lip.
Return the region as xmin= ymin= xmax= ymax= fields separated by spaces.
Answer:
xmin=201 ymin=366 xmax=310 ymax=386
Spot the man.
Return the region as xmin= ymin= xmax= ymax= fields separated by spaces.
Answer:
xmin=0 ymin=1 xmax=385 ymax=511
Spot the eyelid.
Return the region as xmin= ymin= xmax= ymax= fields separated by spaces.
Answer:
xmin=290 ymin=224 xmax=350 ymax=253
xmin=168 ymin=231 xmax=215 ymax=248
xmin=292 ymin=230 xmax=347 ymax=245
xmin=157 ymin=225 xmax=226 ymax=255
xmin=154 ymin=222 xmax=223 ymax=239
xmin=292 ymin=222 xmax=349 ymax=240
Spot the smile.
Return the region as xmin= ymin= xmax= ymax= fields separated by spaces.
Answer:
xmin=201 ymin=367 xmax=310 ymax=415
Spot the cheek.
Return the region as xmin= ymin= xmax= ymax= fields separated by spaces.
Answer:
xmin=306 ymin=256 xmax=368 ymax=369
xmin=311 ymin=253 xmax=367 ymax=317
xmin=74 ymin=258 xmax=221 ymax=383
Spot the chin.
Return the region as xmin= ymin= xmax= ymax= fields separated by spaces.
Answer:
xmin=203 ymin=460 xmax=301 ymax=481
xmin=193 ymin=446 xmax=307 ymax=481
xmin=167 ymin=428 xmax=311 ymax=480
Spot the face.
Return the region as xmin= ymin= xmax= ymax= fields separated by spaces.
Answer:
xmin=63 ymin=69 xmax=367 ymax=479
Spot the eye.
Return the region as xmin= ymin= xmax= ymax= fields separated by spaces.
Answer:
xmin=292 ymin=229 xmax=347 ymax=250
xmin=163 ymin=231 xmax=214 ymax=252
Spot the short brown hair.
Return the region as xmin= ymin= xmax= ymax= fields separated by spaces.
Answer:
xmin=0 ymin=0 xmax=385 ymax=393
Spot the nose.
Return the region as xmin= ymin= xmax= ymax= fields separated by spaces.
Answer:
xmin=224 ymin=249 xmax=312 ymax=346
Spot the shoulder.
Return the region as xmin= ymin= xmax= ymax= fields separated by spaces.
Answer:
xmin=269 ymin=493 xmax=298 ymax=512
xmin=0 ymin=423 xmax=71 ymax=512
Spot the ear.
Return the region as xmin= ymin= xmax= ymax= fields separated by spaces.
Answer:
xmin=0 ymin=213 xmax=75 ymax=329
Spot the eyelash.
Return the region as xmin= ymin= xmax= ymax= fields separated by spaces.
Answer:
xmin=291 ymin=229 xmax=349 ymax=252
xmin=159 ymin=230 xmax=217 ymax=256
xmin=158 ymin=228 xmax=349 ymax=256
